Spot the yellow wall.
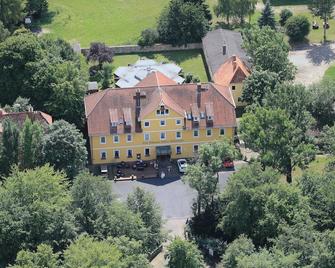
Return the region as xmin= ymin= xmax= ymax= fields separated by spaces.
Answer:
xmin=231 ymin=83 xmax=246 ymax=107
xmin=90 ymin=106 xmax=235 ymax=164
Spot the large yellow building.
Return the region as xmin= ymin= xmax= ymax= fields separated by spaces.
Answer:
xmin=84 ymin=72 xmax=237 ymax=165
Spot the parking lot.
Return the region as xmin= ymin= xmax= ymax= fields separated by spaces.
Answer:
xmin=112 ymin=169 xmax=236 ymax=219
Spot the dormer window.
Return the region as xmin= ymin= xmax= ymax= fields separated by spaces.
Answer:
xmin=193 ymin=116 xmax=199 ymax=122
xmin=111 ymin=122 xmax=117 ymax=127
xmin=187 ymin=113 xmax=192 ymax=120
xmin=207 ymin=115 xmax=213 ymax=121
xmin=200 ymin=112 xmax=205 ymax=119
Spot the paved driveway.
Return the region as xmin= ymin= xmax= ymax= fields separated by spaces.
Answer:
xmin=112 ymin=170 xmax=235 ymax=219
xmin=289 ymin=43 xmax=335 ymax=85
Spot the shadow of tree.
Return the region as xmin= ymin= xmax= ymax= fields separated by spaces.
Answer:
xmin=31 ymin=11 xmax=56 ymax=32
xmin=306 ymin=43 xmax=335 ymax=65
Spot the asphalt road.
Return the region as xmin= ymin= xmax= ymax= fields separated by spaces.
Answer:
xmin=112 ymin=170 xmax=235 ymax=219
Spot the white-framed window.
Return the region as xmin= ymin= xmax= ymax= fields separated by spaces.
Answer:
xmin=100 ymin=136 xmax=106 ymax=144
xmin=165 ymin=109 xmax=169 ymax=115
xmin=193 ymin=144 xmax=199 ymax=153
xmin=144 ymin=148 xmax=150 ymax=157
xmin=126 ymin=134 xmax=132 ymax=142
xmin=113 ymin=135 xmax=119 ymax=143
xmin=113 ymin=150 xmax=120 ymax=159
xmin=156 ymin=110 xmax=161 ymax=116
xmin=176 ymin=146 xmax=182 ymax=155
xmin=193 ymin=116 xmax=199 ymax=122
xmin=127 ymin=149 xmax=133 ymax=158
xmin=220 ymin=128 xmax=225 ymax=136
xmin=176 ymin=119 xmax=182 ymax=125
xmin=200 ymin=112 xmax=205 ymax=119
xmin=232 ymin=85 xmax=236 ymax=90
xmin=144 ymin=121 xmax=150 ymax=128
xmin=207 ymin=115 xmax=213 ymax=121
xmin=176 ymin=131 xmax=182 ymax=139
xmin=160 ymin=132 xmax=166 ymax=140
xmin=100 ymin=150 xmax=107 ymax=160
xmin=144 ymin=133 xmax=150 ymax=141
xmin=193 ymin=129 xmax=199 ymax=137
xmin=206 ymin=128 xmax=212 ymax=137
xmin=111 ymin=122 xmax=117 ymax=127
xmin=160 ymin=120 xmax=166 ymax=126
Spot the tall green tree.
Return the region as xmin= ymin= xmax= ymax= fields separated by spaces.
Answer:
xmin=243 ymin=26 xmax=296 ymax=81
xmin=11 ymin=244 xmax=60 ymax=268
xmin=299 ymin=171 xmax=335 ymax=231
xmin=157 ymin=0 xmax=209 ymax=45
xmin=0 ymin=0 xmax=25 ymax=30
xmin=219 ymin=163 xmax=311 ymax=246
xmin=258 ymin=0 xmax=276 ymax=29
xmin=263 ymin=83 xmax=315 ymax=134
xmin=0 ymin=166 xmax=76 ymax=264
xmin=26 ymin=0 xmax=48 ymax=18
xmin=127 ymin=187 xmax=163 ymax=251
xmin=183 ymin=140 xmax=237 ymax=215
xmin=240 ymin=107 xmax=315 ymax=183
xmin=41 ymin=120 xmax=87 ymax=179
xmin=220 ymin=235 xmax=255 ymax=268
xmin=166 ymin=238 xmax=205 ymax=268
xmin=215 ymin=0 xmax=233 ymax=25
xmin=63 ymin=235 xmax=123 ymax=268
xmin=241 ymin=69 xmax=280 ymax=105
xmin=101 ymin=63 xmax=112 ymax=89
xmin=308 ymin=79 xmax=335 ymax=128
xmin=0 ymin=119 xmax=20 ymax=176
xmin=0 ymin=21 xmax=10 ymax=42
xmin=309 ymin=0 xmax=335 ymax=42
xmin=71 ymin=172 xmax=113 ymax=234
xmin=285 ymin=15 xmax=311 ymax=43
xmin=19 ymin=118 xmax=43 ymax=170
xmin=320 ymin=125 xmax=335 ymax=155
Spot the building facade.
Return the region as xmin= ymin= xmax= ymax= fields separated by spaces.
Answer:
xmin=84 ymin=79 xmax=237 ymax=165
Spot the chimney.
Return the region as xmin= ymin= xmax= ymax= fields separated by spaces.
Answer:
xmin=232 ymin=55 xmax=237 ymax=70
xmin=222 ymin=45 xmax=227 ymax=55
xmin=196 ymin=83 xmax=202 ymax=108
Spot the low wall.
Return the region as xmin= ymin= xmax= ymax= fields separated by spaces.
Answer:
xmin=81 ymin=43 xmax=203 ymax=55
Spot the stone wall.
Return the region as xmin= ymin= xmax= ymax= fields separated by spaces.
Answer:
xmin=81 ymin=43 xmax=203 ymax=55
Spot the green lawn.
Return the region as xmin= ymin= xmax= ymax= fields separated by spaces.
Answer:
xmin=292 ymin=155 xmax=330 ymax=179
xmin=38 ymin=0 xmax=170 ymax=47
xmin=112 ymin=50 xmax=210 ymax=82
xmin=323 ymin=64 xmax=335 ymax=80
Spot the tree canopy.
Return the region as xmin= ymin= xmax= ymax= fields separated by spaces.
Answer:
xmin=157 ymin=0 xmax=209 ymax=45
xmin=243 ymin=26 xmax=296 ymax=81
xmin=258 ymin=0 xmax=276 ymax=29
xmin=41 ymin=120 xmax=87 ymax=179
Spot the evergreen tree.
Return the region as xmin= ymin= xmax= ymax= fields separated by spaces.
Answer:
xmin=0 ymin=119 xmax=20 ymax=176
xmin=19 ymin=118 xmax=43 ymax=170
xmin=258 ymin=0 xmax=276 ymax=29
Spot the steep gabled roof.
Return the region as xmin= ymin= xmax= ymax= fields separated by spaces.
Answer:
xmin=136 ymin=71 xmax=177 ymax=87
xmin=213 ymin=56 xmax=250 ymax=87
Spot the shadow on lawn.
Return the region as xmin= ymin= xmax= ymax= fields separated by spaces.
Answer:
xmin=31 ymin=11 xmax=56 ymax=33
xmin=306 ymin=43 xmax=335 ymax=65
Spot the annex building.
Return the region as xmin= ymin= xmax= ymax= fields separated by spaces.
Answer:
xmin=84 ymin=72 xmax=237 ymax=165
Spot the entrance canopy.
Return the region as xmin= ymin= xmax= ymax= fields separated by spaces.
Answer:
xmin=156 ymin=145 xmax=171 ymax=156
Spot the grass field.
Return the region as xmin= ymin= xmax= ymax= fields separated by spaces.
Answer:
xmin=39 ymin=0 xmax=169 ymax=47
xmin=112 ymin=50 xmax=210 ymax=82
xmin=323 ymin=64 xmax=335 ymax=80
xmin=37 ymin=0 xmax=333 ymax=47
xmin=292 ymin=155 xmax=330 ymax=179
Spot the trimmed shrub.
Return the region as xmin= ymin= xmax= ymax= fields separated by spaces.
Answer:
xmin=138 ymin=28 xmax=158 ymax=47
xmin=285 ymin=15 xmax=310 ymax=42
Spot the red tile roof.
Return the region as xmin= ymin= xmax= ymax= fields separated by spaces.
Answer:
xmin=84 ymin=83 xmax=236 ymax=136
xmin=136 ymin=71 xmax=177 ymax=87
xmin=0 ymin=110 xmax=52 ymax=132
xmin=213 ymin=56 xmax=250 ymax=87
